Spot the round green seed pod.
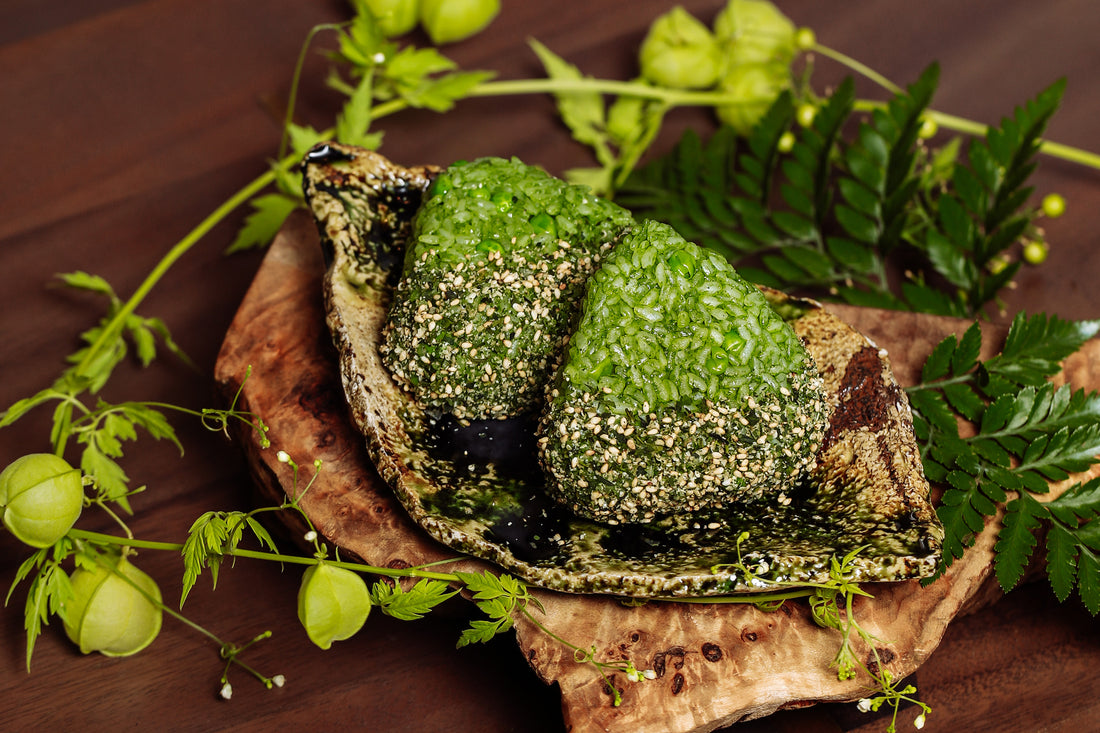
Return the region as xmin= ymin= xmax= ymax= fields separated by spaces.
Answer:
xmin=419 ymin=0 xmax=500 ymax=45
xmin=714 ymin=62 xmax=790 ymax=135
xmin=63 ymin=555 xmax=163 ymax=657
xmin=363 ymin=0 xmax=420 ymax=37
xmin=297 ymin=563 xmax=371 ymax=650
xmin=0 ymin=453 xmax=83 ymax=548
xmin=713 ymin=0 xmax=797 ymax=67
xmin=639 ymin=6 xmax=723 ymax=90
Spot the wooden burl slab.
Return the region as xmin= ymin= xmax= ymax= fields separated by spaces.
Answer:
xmin=214 ymin=211 xmax=1100 ymax=733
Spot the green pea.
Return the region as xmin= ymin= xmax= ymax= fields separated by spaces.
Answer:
xmin=590 ymin=355 xmax=614 ymax=380
xmin=667 ymin=249 xmax=697 ymax=278
xmin=530 ymin=212 xmax=558 ymax=238
xmin=705 ymin=347 xmax=730 ymax=374
xmin=476 ymin=238 xmax=503 ymax=254
xmin=428 ymin=174 xmax=452 ymax=198
xmin=722 ymin=330 xmax=746 ymax=353
xmin=490 ymin=188 xmax=514 ymax=212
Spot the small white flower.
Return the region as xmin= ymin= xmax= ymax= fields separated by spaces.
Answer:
xmin=219 ymin=682 xmax=233 ymax=700
xmin=372 ymin=52 xmax=386 ymax=64
xmin=856 ymin=698 xmax=872 ymax=713
xmin=626 ymin=669 xmax=642 ymax=682
xmin=271 ymin=674 xmax=286 ymax=688
xmin=641 ymin=669 xmax=657 ymax=680
xmin=277 ymin=450 xmax=291 ymax=463
xmin=913 ymin=713 xmax=926 ymax=729
xmin=304 ymin=530 xmax=318 ymax=543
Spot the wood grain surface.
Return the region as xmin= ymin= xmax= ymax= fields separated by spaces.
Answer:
xmin=3 ymin=2 xmax=1100 ymax=732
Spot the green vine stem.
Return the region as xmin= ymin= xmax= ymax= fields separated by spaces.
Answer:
xmin=814 ymin=41 xmax=1100 ymax=170
xmin=64 ymin=168 xmax=276 ymax=392
xmin=811 ymin=42 xmax=904 ymax=95
xmin=69 ymin=528 xmax=461 ymax=583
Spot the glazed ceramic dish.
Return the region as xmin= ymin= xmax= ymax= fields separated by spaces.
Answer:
xmin=301 ymin=142 xmax=944 ymax=597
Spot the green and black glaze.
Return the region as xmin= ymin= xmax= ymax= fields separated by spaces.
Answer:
xmin=378 ymin=156 xmax=634 ymax=421
xmin=302 ymin=143 xmax=944 ymax=597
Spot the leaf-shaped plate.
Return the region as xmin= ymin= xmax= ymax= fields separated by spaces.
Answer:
xmin=302 ymin=142 xmax=943 ymax=597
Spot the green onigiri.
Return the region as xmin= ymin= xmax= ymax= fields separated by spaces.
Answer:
xmin=379 ymin=157 xmax=633 ymax=420
xmin=538 ymin=220 xmax=831 ymax=524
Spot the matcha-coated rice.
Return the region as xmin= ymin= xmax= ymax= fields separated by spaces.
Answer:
xmin=380 ymin=157 xmax=634 ymax=420
xmin=539 ymin=220 xmax=831 ymax=524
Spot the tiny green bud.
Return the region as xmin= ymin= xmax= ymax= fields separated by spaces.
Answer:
xmin=1041 ymin=192 xmax=1066 ymax=218
xmin=794 ymin=27 xmax=816 ymax=51
xmin=361 ymin=0 xmax=420 ymax=37
xmin=0 ymin=453 xmax=83 ymax=548
xmin=918 ymin=117 xmax=938 ymax=139
xmin=529 ymin=212 xmax=558 ymax=238
xmin=796 ymin=103 xmax=817 ymax=128
xmin=639 ymin=6 xmax=723 ymax=90
xmin=419 ymin=0 xmax=500 ymax=45
xmin=63 ymin=555 xmax=163 ymax=657
xmin=714 ymin=62 xmax=789 ymax=135
xmin=1022 ymin=239 xmax=1049 ymax=265
xmin=714 ymin=0 xmax=797 ymax=66
xmin=777 ymin=130 xmax=795 ymax=153
xmin=297 ymin=562 xmax=371 ymax=650
xmin=987 ymin=254 xmax=1010 ymax=274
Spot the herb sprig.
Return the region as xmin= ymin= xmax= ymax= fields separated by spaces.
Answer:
xmin=905 ymin=312 xmax=1100 ymax=611
xmin=706 ymin=532 xmax=932 ymax=732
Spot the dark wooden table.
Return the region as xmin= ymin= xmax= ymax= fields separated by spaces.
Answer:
xmin=3 ymin=2 xmax=1099 ymax=731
